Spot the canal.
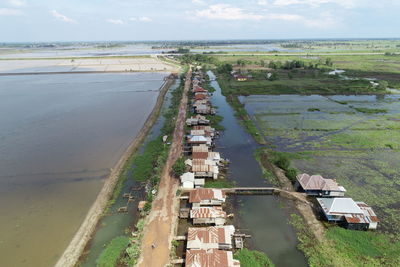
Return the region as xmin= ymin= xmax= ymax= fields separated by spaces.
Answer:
xmin=208 ymin=71 xmax=308 ymax=267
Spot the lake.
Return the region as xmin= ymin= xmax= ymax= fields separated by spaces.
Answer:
xmin=0 ymin=72 xmax=167 ymax=267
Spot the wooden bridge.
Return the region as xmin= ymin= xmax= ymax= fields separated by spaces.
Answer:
xmin=219 ymin=187 xmax=283 ymax=195
xmin=180 ymin=187 xmax=308 ymax=203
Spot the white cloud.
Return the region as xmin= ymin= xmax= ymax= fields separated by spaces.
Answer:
xmin=129 ymin=16 xmax=152 ymax=22
xmin=192 ymin=0 xmax=206 ymax=4
xmin=266 ymin=12 xmax=339 ymax=28
xmin=51 ymin=10 xmax=76 ymax=23
xmin=0 ymin=7 xmax=22 ymax=15
xmin=196 ymin=4 xmax=264 ymax=20
xmin=273 ymin=0 xmax=359 ymax=9
xmin=267 ymin=13 xmax=303 ymax=21
xmin=257 ymin=0 xmax=269 ymax=5
xmin=106 ymin=18 xmax=124 ymax=25
xmin=8 ymin=0 xmax=26 ymax=7
xmin=138 ymin=16 xmax=152 ymax=22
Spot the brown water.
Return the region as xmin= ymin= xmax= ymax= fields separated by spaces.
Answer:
xmin=0 ymin=72 xmax=166 ymax=267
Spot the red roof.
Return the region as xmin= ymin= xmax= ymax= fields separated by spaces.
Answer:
xmin=194 ymin=87 xmax=207 ymax=92
xmin=195 ymin=94 xmax=207 ymax=100
xmin=186 ymin=249 xmax=239 ymax=267
xmin=189 ymin=188 xmax=226 ymax=203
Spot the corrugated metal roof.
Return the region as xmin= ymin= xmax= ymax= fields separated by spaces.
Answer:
xmin=180 ymin=172 xmax=195 ymax=183
xmin=317 ymin=198 xmax=363 ymax=215
xmin=193 ymin=145 xmax=209 ymax=153
xmin=189 ymin=136 xmax=208 ymax=143
xmin=187 ymin=225 xmax=235 ymax=249
xmin=186 ymin=249 xmax=239 ymax=267
xmin=297 ymin=173 xmax=345 ymax=192
xmin=190 ymin=207 xmax=226 ymax=219
xmin=189 ymin=188 xmax=226 ymax=203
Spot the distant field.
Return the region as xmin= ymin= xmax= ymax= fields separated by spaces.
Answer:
xmin=212 ymin=53 xmax=400 ymax=94
xmin=0 ymin=57 xmax=178 ymax=73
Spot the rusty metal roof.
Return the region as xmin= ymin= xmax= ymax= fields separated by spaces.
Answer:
xmin=185 ymin=249 xmax=240 ymax=267
xmin=297 ymin=173 xmax=345 ymax=192
xmin=190 ymin=207 xmax=226 ymax=219
xmin=189 ymin=188 xmax=226 ymax=203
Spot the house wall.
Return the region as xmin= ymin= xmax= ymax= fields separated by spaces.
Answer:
xmin=345 ymin=222 xmax=369 ymax=231
xmin=193 ymin=218 xmax=214 ymax=225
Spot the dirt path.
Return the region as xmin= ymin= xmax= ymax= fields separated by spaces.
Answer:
xmin=136 ymin=68 xmax=191 ymax=267
xmin=55 ymin=78 xmax=174 ymax=267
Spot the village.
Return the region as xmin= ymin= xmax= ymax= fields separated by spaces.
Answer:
xmin=166 ymin=67 xmax=380 ymax=267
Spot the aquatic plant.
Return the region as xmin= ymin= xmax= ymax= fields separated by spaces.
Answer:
xmin=234 ymin=248 xmax=275 ymax=267
xmin=96 ymin=236 xmax=130 ymax=267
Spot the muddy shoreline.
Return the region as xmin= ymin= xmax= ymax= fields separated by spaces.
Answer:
xmin=55 ymin=77 xmax=175 ymax=267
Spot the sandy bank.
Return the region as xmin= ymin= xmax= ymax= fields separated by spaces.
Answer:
xmin=55 ymin=77 xmax=175 ymax=267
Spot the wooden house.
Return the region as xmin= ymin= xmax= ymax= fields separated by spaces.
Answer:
xmin=317 ymin=198 xmax=379 ymax=230
xmin=190 ymin=206 xmax=226 ymax=225
xmin=187 ymin=225 xmax=235 ymax=250
xmin=185 ymin=249 xmax=240 ymax=267
xmin=189 ymin=188 xmax=226 ymax=207
xmin=296 ymin=173 xmax=346 ymax=197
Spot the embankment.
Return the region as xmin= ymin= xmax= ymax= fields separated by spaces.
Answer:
xmin=55 ymin=78 xmax=175 ymax=267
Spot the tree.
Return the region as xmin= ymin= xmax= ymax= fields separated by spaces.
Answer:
xmin=268 ymin=61 xmax=277 ymax=69
xmin=377 ymin=80 xmax=388 ymax=91
xmin=172 ymin=157 xmax=186 ymax=176
xmin=325 ymin=57 xmax=333 ymax=66
xmin=216 ymin=63 xmax=233 ymax=74
xmin=237 ymin=59 xmax=246 ymax=66
xmin=269 ymin=72 xmax=279 ymax=81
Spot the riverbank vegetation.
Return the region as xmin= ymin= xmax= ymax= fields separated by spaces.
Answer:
xmin=290 ymin=214 xmax=400 ymax=267
xmin=234 ymin=248 xmax=275 ymax=267
xmin=96 ymin=236 xmax=130 ymax=267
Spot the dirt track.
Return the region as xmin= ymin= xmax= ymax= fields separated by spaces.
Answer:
xmin=136 ymin=68 xmax=191 ymax=267
xmin=54 ymin=78 xmax=174 ymax=267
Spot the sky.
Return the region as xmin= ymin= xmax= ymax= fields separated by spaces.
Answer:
xmin=0 ymin=0 xmax=399 ymax=42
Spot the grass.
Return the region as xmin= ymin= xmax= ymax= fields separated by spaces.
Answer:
xmin=254 ymin=148 xmax=280 ymax=186
xmin=204 ymin=179 xmax=234 ymax=188
xmin=234 ymin=248 xmax=275 ymax=267
xmin=354 ymin=107 xmax=388 ymax=114
xmin=290 ymin=214 xmax=400 ymax=267
xmin=96 ymin=236 xmax=130 ymax=267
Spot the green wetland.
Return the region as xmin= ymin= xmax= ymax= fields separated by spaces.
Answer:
xmin=240 ymin=93 xmax=400 ymax=265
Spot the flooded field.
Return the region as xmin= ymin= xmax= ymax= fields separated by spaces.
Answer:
xmin=241 ymin=94 xmax=400 ymax=234
xmin=0 ymin=72 xmax=166 ymax=267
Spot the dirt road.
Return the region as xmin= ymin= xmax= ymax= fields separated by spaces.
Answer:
xmin=137 ymin=68 xmax=191 ymax=267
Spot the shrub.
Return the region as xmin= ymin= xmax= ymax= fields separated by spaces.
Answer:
xmin=172 ymin=157 xmax=186 ymax=176
xmin=274 ymin=155 xmax=290 ymax=171
xmin=286 ymin=168 xmax=298 ymax=182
